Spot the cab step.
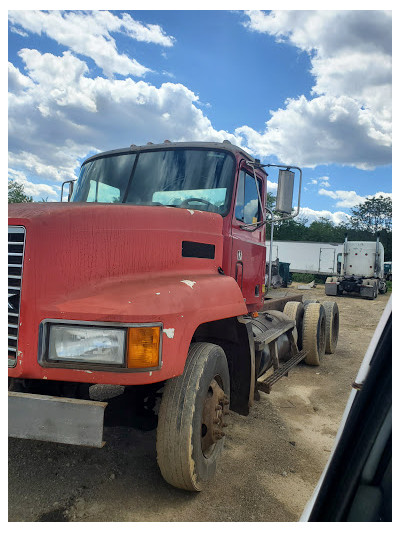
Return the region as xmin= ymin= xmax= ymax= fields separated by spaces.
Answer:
xmin=257 ymin=349 xmax=307 ymax=394
xmin=253 ymin=321 xmax=296 ymax=350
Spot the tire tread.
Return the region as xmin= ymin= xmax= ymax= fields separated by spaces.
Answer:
xmin=156 ymin=342 xmax=228 ymax=491
xmin=302 ymin=303 xmax=325 ymax=366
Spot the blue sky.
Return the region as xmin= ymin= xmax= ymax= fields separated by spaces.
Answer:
xmin=8 ymin=9 xmax=392 ymax=224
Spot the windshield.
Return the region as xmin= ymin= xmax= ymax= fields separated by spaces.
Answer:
xmin=71 ymin=149 xmax=236 ymax=215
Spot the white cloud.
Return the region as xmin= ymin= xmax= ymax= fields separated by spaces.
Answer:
xmin=240 ymin=10 xmax=392 ymax=169
xmin=318 ymin=176 xmax=330 ymax=188
xmin=8 ymin=10 xmax=175 ymax=78
xmin=162 ymin=70 xmax=176 ymax=79
xmin=119 ymin=13 xmax=175 ymax=47
xmin=8 ymin=61 xmax=34 ymax=93
xmin=299 ymin=206 xmax=350 ymax=226
xmin=10 ymin=25 xmax=28 ymax=38
xmin=7 ymin=10 xmax=392 ymax=201
xmin=8 ymin=169 xmax=59 ymax=199
xmin=319 ymin=188 xmax=392 ymax=208
xmin=308 ymin=175 xmax=330 ymax=187
xmin=8 ymin=50 xmax=243 ymax=193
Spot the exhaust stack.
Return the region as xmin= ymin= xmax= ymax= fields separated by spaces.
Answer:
xmin=374 ymin=232 xmax=381 ymax=278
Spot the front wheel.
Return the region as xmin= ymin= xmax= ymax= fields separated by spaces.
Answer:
xmin=156 ymin=342 xmax=230 ymax=491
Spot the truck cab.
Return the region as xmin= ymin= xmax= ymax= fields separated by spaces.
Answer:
xmin=9 ymin=141 xmax=268 ymax=379
xmin=9 ymin=141 xmax=316 ymax=491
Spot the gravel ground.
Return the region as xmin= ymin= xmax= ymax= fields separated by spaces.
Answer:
xmin=8 ymin=285 xmax=390 ymax=522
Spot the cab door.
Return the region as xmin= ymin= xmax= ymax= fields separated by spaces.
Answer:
xmin=231 ymin=166 xmax=266 ymax=309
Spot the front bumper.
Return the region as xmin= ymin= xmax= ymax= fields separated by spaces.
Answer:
xmin=8 ymin=391 xmax=107 ymax=448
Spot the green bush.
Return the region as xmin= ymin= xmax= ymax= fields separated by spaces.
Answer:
xmin=291 ymin=273 xmax=326 ymax=285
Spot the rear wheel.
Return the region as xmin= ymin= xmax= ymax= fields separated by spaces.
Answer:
xmin=283 ymin=301 xmax=305 ymax=349
xmin=379 ymin=282 xmax=387 ymax=294
xmin=156 ymin=342 xmax=230 ymax=491
xmin=321 ymin=301 xmax=339 ymax=354
xmin=302 ymin=303 xmax=326 ymax=366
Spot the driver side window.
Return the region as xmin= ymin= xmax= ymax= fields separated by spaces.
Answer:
xmin=235 ymin=170 xmax=262 ymax=224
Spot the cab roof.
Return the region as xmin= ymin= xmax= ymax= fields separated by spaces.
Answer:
xmin=83 ymin=140 xmax=264 ymax=172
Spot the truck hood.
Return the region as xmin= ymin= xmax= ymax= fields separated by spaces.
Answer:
xmin=8 ymin=202 xmax=224 ymax=306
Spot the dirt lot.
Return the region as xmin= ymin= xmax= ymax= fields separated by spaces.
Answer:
xmin=8 ymin=285 xmax=390 ymax=522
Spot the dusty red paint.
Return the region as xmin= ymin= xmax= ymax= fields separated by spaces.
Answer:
xmin=9 ymin=146 xmax=268 ymax=386
xmin=9 ymin=203 xmax=247 ymax=384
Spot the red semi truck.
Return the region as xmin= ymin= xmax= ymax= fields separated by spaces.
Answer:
xmin=8 ymin=141 xmax=338 ymax=491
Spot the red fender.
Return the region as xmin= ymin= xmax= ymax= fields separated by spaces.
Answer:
xmin=10 ymin=272 xmax=247 ymax=385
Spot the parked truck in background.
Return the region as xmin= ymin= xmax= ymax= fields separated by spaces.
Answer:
xmin=325 ymin=234 xmax=387 ymax=299
xmin=8 ymin=141 xmax=339 ymax=491
xmin=384 ymin=261 xmax=392 ymax=282
xmin=266 ymin=240 xmax=343 ymax=277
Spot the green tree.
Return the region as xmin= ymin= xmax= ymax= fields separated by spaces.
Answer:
xmin=273 ymin=216 xmax=310 ymax=241
xmin=307 ymin=217 xmax=345 ymax=243
xmin=8 ymin=179 xmax=33 ymax=203
xmin=350 ymin=195 xmax=392 ymax=232
xmin=266 ymin=192 xmax=276 ymax=211
xmin=348 ymin=195 xmax=392 ymax=261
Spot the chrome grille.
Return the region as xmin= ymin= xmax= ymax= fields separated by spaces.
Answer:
xmin=8 ymin=226 xmax=26 ymax=367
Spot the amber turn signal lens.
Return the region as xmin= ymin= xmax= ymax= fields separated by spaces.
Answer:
xmin=127 ymin=327 xmax=160 ymax=369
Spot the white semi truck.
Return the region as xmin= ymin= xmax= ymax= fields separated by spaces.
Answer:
xmin=325 ymin=234 xmax=387 ymax=299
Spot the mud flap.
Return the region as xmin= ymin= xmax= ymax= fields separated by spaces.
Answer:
xmin=360 ymin=285 xmax=375 ymax=299
xmin=325 ymin=282 xmax=338 ymax=296
xmin=8 ymin=391 xmax=107 ymax=448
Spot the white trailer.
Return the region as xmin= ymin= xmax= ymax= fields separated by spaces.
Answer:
xmin=265 ymin=240 xmax=343 ymax=276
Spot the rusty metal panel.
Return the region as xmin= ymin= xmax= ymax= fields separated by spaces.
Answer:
xmin=8 ymin=392 xmax=107 ymax=448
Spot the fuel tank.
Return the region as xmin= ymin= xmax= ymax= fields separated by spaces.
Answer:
xmin=250 ymin=311 xmax=298 ymax=377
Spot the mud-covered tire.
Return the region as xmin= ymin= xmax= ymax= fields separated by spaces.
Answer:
xmin=321 ymin=301 xmax=339 ymax=354
xmin=379 ymin=283 xmax=387 ymax=294
xmin=283 ymin=301 xmax=305 ymax=349
xmin=156 ymin=342 xmax=230 ymax=491
xmin=302 ymin=303 xmax=326 ymax=366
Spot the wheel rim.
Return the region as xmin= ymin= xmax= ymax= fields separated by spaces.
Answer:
xmin=201 ymin=377 xmax=229 ymax=458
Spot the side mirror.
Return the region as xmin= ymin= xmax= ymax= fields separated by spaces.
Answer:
xmin=275 ymin=169 xmax=295 ymax=214
xmin=61 ymin=180 xmax=76 ymax=202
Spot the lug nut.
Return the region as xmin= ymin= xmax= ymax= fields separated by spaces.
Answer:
xmin=214 ymin=430 xmax=225 ymax=440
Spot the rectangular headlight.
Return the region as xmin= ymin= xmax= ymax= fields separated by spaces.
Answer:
xmin=48 ymin=325 xmax=125 ymax=365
